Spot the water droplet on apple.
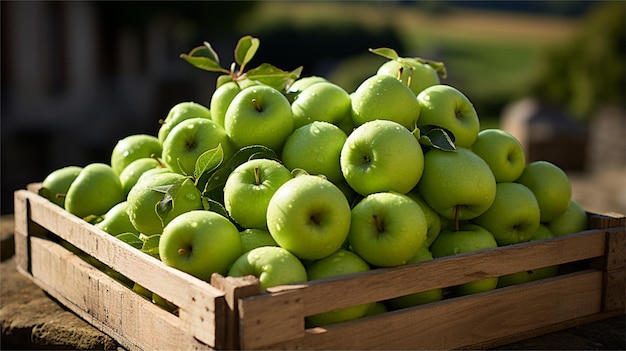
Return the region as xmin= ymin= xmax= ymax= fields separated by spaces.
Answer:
xmin=123 ymin=151 xmax=130 ymax=157
xmin=190 ymin=221 xmax=198 ymax=228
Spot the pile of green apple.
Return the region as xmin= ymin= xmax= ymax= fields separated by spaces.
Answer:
xmin=39 ymin=36 xmax=589 ymax=325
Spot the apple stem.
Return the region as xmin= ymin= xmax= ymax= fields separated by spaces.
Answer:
xmin=151 ymin=153 xmax=166 ymax=168
xmin=407 ymin=67 xmax=413 ymax=88
xmin=158 ymin=118 xmax=165 ymax=125
xmin=254 ymin=166 xmax=261 ymax=185
xmin=252 ymin=98 xmax=262 ymax=112
xmin=55 ymin=193 xmax=66 ymax=198
xmin=454 ymin=205 xmax=460 ymax=232
xmin=397 ymin=66 xmax=403 ymax=81
xmin=373 ymin=214 xmax=385 ymax=233
xmin=178 ymin=247 xmax=189 ymax=255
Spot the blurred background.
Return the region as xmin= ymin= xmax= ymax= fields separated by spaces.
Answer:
xmin=2 ymin=1 xmax=624 ymax=216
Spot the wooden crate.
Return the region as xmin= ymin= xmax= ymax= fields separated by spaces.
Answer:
xmin=14 ymin=185 xmax=625 ymax=350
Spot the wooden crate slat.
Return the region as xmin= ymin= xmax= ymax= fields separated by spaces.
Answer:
xmin=257 ymin=270 xmax=604 ymax=350
xmin=14 ymin=189 xmax=227 ymax=349
xmin=20 ymin=236 xmax=212 ymax=351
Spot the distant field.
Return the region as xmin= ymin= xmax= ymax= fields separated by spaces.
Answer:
xmin=238 ymin=2 xmax=581 ymax=125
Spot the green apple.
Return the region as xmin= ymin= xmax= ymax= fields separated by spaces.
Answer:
xmin=227 ymin=246 xmax=307 ymax=290
xmin=95 ymin=201 xmax=140 ymax=236
xmin=417 ymin=85 xmax=480 ymax=148
xmin=405 ymin=191 xmax=442 ymax=248
xmin=210 ymin=81 xmax=241 ymax=128
xmin=384 ymin=247 xmax=443 ymax=310
xmin=126 ymin=171 xmax=203 ymax=235
xmin=473 ymin=182 xmax=541 ymax=246
xmin=159 ymin=210 xmax=243 ymax=281
xmin=266 ymin=174 xmax=351 ymax=260
xmin=547 ymin=200 xmax=588 ymax=236
xmin=224 ymin=85 xmax=294 ymax=151
xmin=418 ymin=148 xmax=496 ymax=222
xmin=162 ymin=117 xmax=235 ymax=176
xmin=515 ymin=161 xmax=572 ymax=223
xmin=349 ymin=191 xmax=427 ymax=267
xmin=497 ymin=224 xmax=559 ymax=287
xmin=286 ymin=75 xmax=327 ymax=102
xmin=65 ymin=163 xmax=125 ymax=219
xmin=239 ymin=228 xmax=278 ymax=253
xmin=291 ymin=81 xmax=352 ymax=129
xmin=305 ymin=249 xmax=374 ymax=327
xmin=158 ymin=101 xmax=211 ymax=144
xmin=282 ymin=121 xmax=347 ymax=183
xmin=110 ymin=134 xmax=162 ymax=175
xmin=340 ymin=119 xmax=424 ymax=196
xmin=223 ymin=158 xmax=294 ymax=229
xmin=39 ymin=165 xmax=82 ymax=208
xmin=119 ymin=157 xmax=163 ymax=197
xmin=350 ymin=74 xmax=420 ymax=129
xmin=471 ymin=129 xmax=526 ymax=183
xmin=430 ymin=224 xmax=499 ymax=296
xmin=376 ymin=57 xmax=440 ymax=96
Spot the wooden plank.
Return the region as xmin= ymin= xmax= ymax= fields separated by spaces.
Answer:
xmin=260 ymin=270 xmax=603 ymax=350
xmin=21 ymin=236 xmax=212 ymax=351
xmin=14 ymin=189 xmax=228 ymax=349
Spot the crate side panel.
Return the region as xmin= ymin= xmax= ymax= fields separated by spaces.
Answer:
xmin=260 ymin=271 xmax=604 ymax=350
xmin=25 ymin=236 xmax=213 ymax=351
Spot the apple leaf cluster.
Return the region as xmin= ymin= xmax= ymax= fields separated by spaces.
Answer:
xmin=38 ymin=35 xmax=589 ymax=326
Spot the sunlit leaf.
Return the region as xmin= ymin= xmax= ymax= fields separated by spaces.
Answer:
xmin=195 ymin=144 xmax=225 ymax=180
xmin=151 ymin=177 xmax=190 ymax=226
xmin=415 ymin=57 xmax=448 ymax=79
xmin=180 ymin=42 xmax=228 ymax=73
xmin=245 ymin=63 xmax=303 ymax=91
xmin=140 ymin=234 xmax=161 ymax=259
xmin=369 ymin=47 xmax=400 ymax=60
xmin=417 ymin=125 xmax=456 ymax=151
xmin=234 ymin=35 xmax=260 ymax=69
xmin=115 ymin=232 xmax=143 ymax=249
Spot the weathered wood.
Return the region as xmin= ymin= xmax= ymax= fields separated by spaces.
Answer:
xmin=255 ymin=271 xmax=603 ymax=350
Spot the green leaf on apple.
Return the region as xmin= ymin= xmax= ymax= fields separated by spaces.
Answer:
xmin=194 ymin=144 xmax=225 ymax=181
xmin=234 ymin=35 xmax=260 ymax=70
xmin=179 ymin=42 xmax=228 ymax=73
xmin=151 ymin=177 xmax=190 ymax=227
xmin=140 ymin=234 xmax=161 ymax=259
xmin=201 ymin=167 xmax=232 ymax=200
xmin=415 ymin=58 xmax=448 ymax=79
xmin=368 ymin=47 xmax=399 ymax=60
xmin=226 ymin=145 xmax=279 ymax=169
xmin=115 ymin=232 xmax=143 ymax=249
xmin=244 ymin=63 xmax=303 ymax=92
xmin=414 ymin=125 xmax=457 ymax=152
xmin=202 ymin=196 xmax=230 ymax=219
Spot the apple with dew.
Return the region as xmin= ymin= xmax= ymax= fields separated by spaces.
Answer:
xmin=223 ymin=158 xmax=294 ymax=229
xmin=239 ymin=228 xmax=278 ymax=253
xmin=225 ymin=85 xmax=294 ymax=151
xmin=497 ymin=224 xmax=559 ymax=287
xmin=471 ymin=129 xmax=526 ymax=183
xmin=210 ymin=81 xmax=241 ymax=128
xmin=305 ymin=249 xmax=374 ymax=327
xmin=39 ymin=165 xmax=82 ymax=208
xmin=285 ymin=75 xmax=327 ymax=102
xmin=227 ymin=246 xmax=307 ymax=290
xmin=350 ymin=74 xmax=420 ymax=129
xmin=376 ymin=57 xmax=440 ymax=96
xmin=266 ymin=174 xmax=351 ymax=260
xmin=282 ymin=121 xmax=347 ymax=183
xmin=291 ymin=81 xmax=352 ymax=129
xmin=417 ymin=85 xmax=480 ymax=148
xmin=349 ymin=191 xmax=427 ymax=267
xmin=515 ymin=161 xmax=572 ymax=223
xmin=119 ymin=157 xmax=163 ymax=197
xmin=65 ymin=163 xmax=125 ymax=219
xmin=418 ymin=147 xmax=496 ymax=222
xmin=430 ymin=223 xmax=499 ymax=296
xmin=95 ymin=201 xmax=140 ymax=236
xmin=384 ymin=247 xmax=443 ymax=310
xmin=405 ymin=191 xmax=442 ymax=248
xmin=126 ymin=171 xmax=203 ymax=235
xmin=158 ymin=101 xmax=211 ymax=144
xmin=472 ymin=182 xmax=541 ymax=246
xmin=162 ymin=117 xmax=235 ymax=176
xmin=340 ymin=119 xmax=424 ymax=196
xmin=159 ymin=210 xmax=243 ymax=281
xmin=547 ymin=200 xmax=588 ymax=236
xmin=110 ymin=134 xmax=162 ymax=175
